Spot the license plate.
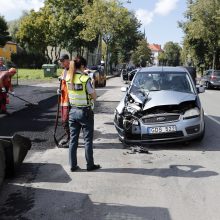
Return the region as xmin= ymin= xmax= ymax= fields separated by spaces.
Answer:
xmin=148 ymin=125 xmax=177 ymax=134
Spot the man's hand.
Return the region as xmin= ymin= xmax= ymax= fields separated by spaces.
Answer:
xmin=1 ymin=87 xmax=6 ymax=93
xmin=57 ymin=89 xmax=62 ymax=95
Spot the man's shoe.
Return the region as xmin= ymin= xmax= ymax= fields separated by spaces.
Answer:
xmin=58 ymin=138 xmax=69 ymax=146
xmin=87 ymin=164 xmax=101 ymax=171
xmin=58 ymin=143 xmax=69 ymax=148
xmin=70 ymin=166 xmax=80 ymax=172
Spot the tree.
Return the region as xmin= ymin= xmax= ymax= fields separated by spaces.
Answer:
xmin=76 ymin=0 xmax=134 ymax=71
xmin=7 ymin=11 xmax=29 ymax=42
xmin=162 ymin=41 xmax=182 ymax=66
xmin=0 ymin=15 xmax=11 ymax=47
xmin=131 ymin=38 xmax=152 ymax=67
xmin=180 ymin=0 xmax=220 ymax=69
xmin=76 ymin=0 xmax=144 ymax=72
xmin=113 ymin=12 xmax=143 ymax=64
xmin=158 ymin=51 xmax=167 ymax=66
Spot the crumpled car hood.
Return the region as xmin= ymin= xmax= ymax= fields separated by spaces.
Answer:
xmin=116 ymin=90 xmax=197 ymax=114
xmin=142 ymin=91 xmax=196 ymax=110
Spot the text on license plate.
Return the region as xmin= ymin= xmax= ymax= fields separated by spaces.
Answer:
xmin=148 ymin=125 xmax=177 ymax=134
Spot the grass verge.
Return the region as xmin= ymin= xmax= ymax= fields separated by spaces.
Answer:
xmin=14 ymin=68 xmax=63 ymax=80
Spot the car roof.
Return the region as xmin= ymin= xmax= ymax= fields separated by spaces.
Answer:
xmin=139 ymin=66 xmax=187 ymax=73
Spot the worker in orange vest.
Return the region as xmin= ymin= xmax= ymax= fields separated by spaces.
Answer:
xmin=0 ymin=68 xmax=16 ymax=114
xmin=57 ymin=54 xmax=75 ymax=148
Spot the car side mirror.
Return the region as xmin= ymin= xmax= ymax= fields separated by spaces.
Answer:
xmin=121 ymin=87 xmax=128 ymax=92
xmin=196 ymin=85 xmax=205 ymax=93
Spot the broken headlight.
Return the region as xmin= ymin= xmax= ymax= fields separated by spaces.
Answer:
xmin=183 ymin=107 xmax=200 ymax=119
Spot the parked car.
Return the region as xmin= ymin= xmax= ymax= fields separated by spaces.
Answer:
xmin=114 ymin=66 xmax=205 ymax=145
xmin=200 ymin=69 xmax=220 ymax=89
xmin=88 ymin=66 xmax=106 ymax=87
xmin=121 ymin=69 xmax=128 ymax=83
xmin=128 ymin=69 xmax=139 ymax=81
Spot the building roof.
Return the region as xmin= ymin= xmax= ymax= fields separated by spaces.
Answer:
xmin=148 ymin=44 xmax=162 ymax=52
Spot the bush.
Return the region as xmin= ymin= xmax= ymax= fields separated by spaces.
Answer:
xmin=11 ymin=51 xmax=47 ymax=69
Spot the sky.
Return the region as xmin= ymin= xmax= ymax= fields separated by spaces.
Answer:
xmin=0 ymin=0 xmax=187 ymax=47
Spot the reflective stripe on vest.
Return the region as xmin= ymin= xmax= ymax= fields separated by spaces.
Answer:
xmin=67 ymin=73 xmax=91 ymax=107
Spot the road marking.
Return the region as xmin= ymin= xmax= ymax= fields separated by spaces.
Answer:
xmin=205 ymin=113 xmax=220 ymax=126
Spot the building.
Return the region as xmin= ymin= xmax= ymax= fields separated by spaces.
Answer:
xmin=148 ymin=44 xmax=163 ymax=66
xmin=0 ymin=41 xmax=17 ymax=61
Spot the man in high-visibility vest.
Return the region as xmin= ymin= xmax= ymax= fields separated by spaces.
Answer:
xmin=66 ymin=55 xmax=101 ymax=172
xmin=57 ymin=54 xmax=73 ymax=148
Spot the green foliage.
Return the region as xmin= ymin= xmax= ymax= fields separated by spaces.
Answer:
xmin=131 ymin=38 xmax=152 ymax=67
xmin=77 ymin=0 xmax=143 ymax=67
xmin=158 ymin=51 xmax=167 ymax=66
xmin=11 ymin=51 xmax=47 ymax=68
xmin=7 ymin=11 xmax=29 ymax=42
xmin=7 ymin=0 xmax=146 ymax=67
xmin=0 ymin=15 xmax=11 ymax=47
xmin=16 ymin=68 xmax=61 ymax=79
xmin=180 ymin=0 xmax=220 ymax=69
xmin=160 ymin=41 xmax=182 ymax=66
xmin=113 ymin=12 xmax=143 ymax=63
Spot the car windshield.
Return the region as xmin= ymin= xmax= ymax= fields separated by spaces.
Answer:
xmin=131 ymin=71 xmax=194 ymax=93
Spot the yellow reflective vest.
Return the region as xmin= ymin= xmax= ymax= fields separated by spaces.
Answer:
xmin=67 ymin=73 xmax=92 ymax=107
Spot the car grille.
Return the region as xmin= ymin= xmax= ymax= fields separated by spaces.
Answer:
xmin=126 ymin=131 xmax=184 ymax=140
xmin=142 ymin=131 xmax=184 ymax=139
xmin=141 ymin=114 xmax=180 ymax=124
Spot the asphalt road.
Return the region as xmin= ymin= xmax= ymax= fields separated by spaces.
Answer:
xmin=0 ymin=77 xmax=220 ymax=220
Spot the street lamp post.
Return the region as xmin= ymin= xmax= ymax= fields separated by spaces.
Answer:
xmin=212 ymin=49 xmax=216 ymax=70
xmin=103 ymin=33 xmax=111 ymax=75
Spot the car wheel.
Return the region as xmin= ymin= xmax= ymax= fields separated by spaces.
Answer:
xmin=103 ymin=80 xmax=106 ymax=87
xmin=95 ymin=80 xmax=99 ymax=88
xmin=206 ymin=82 xmax=211 ymax=89
xmin=0 ymin=144 xmax=6 ymax=187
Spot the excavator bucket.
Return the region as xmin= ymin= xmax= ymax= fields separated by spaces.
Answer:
xmin=0 ymin=134 xmax=31 ymax=185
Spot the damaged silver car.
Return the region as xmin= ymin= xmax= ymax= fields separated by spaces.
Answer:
xmin=114 ymin=66 xmax=205 ymax=145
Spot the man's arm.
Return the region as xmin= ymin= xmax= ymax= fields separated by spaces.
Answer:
xmin=86 ymin=79 xmax=97 ymax=101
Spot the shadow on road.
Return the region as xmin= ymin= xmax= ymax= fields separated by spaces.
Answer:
xmin=0 ymin=185 xmax=171 ymax=220
xmin=95 ymin=165 xmax=218 ymax=178
xmin=12 ymin=162 xmax=72 ymax=184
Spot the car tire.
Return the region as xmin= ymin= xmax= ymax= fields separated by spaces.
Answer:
xmin=206 ymin=82 xmax=211 ymax=89
xmin=103 ymin=80 xmax=106 ymax=87
xmin=95 ymin=80 xmax=99 ymax=88
xmin=0 ymin=144 xmax=6 ymax=187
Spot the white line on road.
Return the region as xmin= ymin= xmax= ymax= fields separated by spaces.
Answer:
xmin=205 ymin=113 xmax=220 ymax=126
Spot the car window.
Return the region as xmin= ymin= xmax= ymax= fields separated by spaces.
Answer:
xmin=207 ymin=71 xmax=211 ymax=76
xmin=213 ymin=71 xmax=220 ymax=76
xmin=132 ymin=71 xmax=194 ymax=93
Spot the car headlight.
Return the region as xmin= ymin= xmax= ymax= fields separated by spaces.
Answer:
xmin=183 ymin=107 xmax=200 ymax=119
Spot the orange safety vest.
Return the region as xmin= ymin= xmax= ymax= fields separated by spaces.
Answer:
xmin=60 ymin=70 xmax=69 ymax=107
xmin=59 ymin=61 xmax=74 ymax=107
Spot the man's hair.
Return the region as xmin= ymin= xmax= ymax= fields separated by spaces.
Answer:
xmin=74 ymin=56 xmax=87 ymax=69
